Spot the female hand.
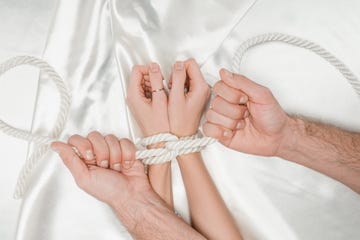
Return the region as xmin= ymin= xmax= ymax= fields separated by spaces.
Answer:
xmin=168 ymin=58 xmax=211 ymax=137
xmin=127 ymin=63 xmax=169 ymax=137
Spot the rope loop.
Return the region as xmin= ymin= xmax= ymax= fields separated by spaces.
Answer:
xmin=135 ymin=132 xmax=217 ymax=165
xmin=0 ymin=56 xmax=71 ymax=198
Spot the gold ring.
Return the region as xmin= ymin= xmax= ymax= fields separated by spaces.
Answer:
xmin=152 ymin=87 xmax=165 ymax=93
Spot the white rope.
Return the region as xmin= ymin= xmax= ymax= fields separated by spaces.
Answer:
xmin=1 ymin=33 xmax=360 ymax=198
xmin=135 ymin=133 xmax=216 ymax=164
xmin=232 ymin=33 xmax=360 ymax=98
xmin=0 ymin=56 xmax=71 ymax=198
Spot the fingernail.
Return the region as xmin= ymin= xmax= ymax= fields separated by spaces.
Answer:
xmin=175 ymin=62 xmax=184 ymax=70
xmin=99 ymin=160 xmax=109 ymax=168
xmin=85 ymin=150 xmax=95 ymax=160
xmin=244 ymin=110 xmax=250 ymax=118
xmin=239 ymin=96 xmax=247 ymax=104
xmin=123 ymin=160 xmax=131 ymax=169
xmin=236 ymin=122 xmax=242 ymax=129
xmin=223 ymin=130 xmax=231 ymax=138
xmin=113 ymin=163 xmax=121 ymax=171
xmin=224 ymin=69 xmax=233 ymax=79
xmin=150 ymin=63 xmax=159 ymax=73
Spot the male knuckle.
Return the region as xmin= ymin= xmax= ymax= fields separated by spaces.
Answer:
xmin=105 ymin=134 xmax=117 ymax=142
xmin=88 ymin=131 xmax=100 ymax=139
xmin=234 ymin=107 xmax=243 ymax=119
xmin=260 ymin=87 xmax=273 ymax=98
xmin=187 ymin=58 xmax=196 ymax=64
xmin=205 ymin=110 xmax=212 ymax=121
xmin=68 ymin=134 xmax=80 ymax=144
xmin=132 ymin=65 xmax=140 ymax=72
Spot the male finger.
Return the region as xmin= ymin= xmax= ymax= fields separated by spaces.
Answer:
xmin=219 ymin=68 xmax=270 ymax=103
xmin=51 ymin=141 xmax=89 ymax=184
xmin=119 ymin=138 xmax=136 ymax=170
xmin=87 ymin=131 xmax=110 ymax=168
xmin=202 ymin=122 xmax=233 ymax=146
xmin=104 ymin=134 xmax=122 ymax=172
xmin=68 ymin=134 xmax=96 ymax=164
xmin=206 ymin=109 xmax=238 ymax=130
xmin=213 ymin=81 xmax=248 ymax=104
xmin=211 ymin=96 xmax=249 ymax=120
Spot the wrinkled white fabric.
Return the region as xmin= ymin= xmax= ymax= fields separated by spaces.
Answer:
xmin=0 ymin=0 xmax=360 ymax=239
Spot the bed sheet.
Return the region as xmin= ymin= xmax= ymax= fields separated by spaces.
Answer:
xmin=1 ymin=0 xmax=360 ymax=239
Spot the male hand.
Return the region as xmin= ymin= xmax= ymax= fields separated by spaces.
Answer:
xmin=203 ymin=69 xmax=290 ymax=156
xmin=51 ymin=135 xmax=151 ymax=209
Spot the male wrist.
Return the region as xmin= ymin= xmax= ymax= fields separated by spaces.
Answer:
xmin=276 ymin=116 xmax=305 ymax=160
xmin=110 ymin=189 xmax=158 ymax=233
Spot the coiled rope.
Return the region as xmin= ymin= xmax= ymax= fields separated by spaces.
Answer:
xmin=1 ymin=33 xmax=359 ymax=198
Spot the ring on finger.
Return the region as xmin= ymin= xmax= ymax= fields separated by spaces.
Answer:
xmin=152 ymin=87 xmax=165 ymax=93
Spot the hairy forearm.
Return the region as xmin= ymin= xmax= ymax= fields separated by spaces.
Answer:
xmin=111 ymin=190 xmax=205 ymax=240
xmin=177 ymin=153 xmax=242 ymax=240
xmin=279 ymin=116 xmax=360 ymax=193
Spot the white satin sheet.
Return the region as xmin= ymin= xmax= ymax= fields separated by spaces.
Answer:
xmin=0 ymin=0 xmax=360 ymax=239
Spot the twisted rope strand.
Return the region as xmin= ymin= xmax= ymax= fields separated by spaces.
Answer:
xmin=231 ymin=33 xmax=360 ymax=97
xmin=1 ymin=33 xmax=359 ymax=198
xmin=0 ymin=56 xmax=71 ymax=198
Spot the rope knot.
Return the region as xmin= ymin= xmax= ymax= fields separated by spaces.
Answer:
xmin=135 ymin=132 xmax=217 ymax=164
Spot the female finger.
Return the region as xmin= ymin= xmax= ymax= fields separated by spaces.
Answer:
xmin=149 ymin=62 xmax=167 ymax=106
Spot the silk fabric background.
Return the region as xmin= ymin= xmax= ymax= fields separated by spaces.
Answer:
xmin=0 ymin=0 xmax=359 ymax=239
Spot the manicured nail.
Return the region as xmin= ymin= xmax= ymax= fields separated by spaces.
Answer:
xmin=224 ymin=69 xmax=233 ymax=79
xmin=113 ymin=163 xmax=121 ymax=171
xmin=239 ymin=96 xmax=247 ymax=104
xmin=150 ymin=63 xmax=159 ymax=73
xmin=244 ymin=110 xmax=250 ymax=118
xmin=99 ymin=160 xmax=109 ymax=168
xmin=85 ymin=150 xmax=95 ymax=160
xmin=123 ymin=160 xmax=131 ymax=169
xmin=175 ymin=62 xmax=184 ymax=70
xmin=236 ymin=122 xmax=242 ymax=129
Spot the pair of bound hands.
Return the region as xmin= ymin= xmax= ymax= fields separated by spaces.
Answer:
xmin=51 ymin=58 xmax=290 ymax=211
